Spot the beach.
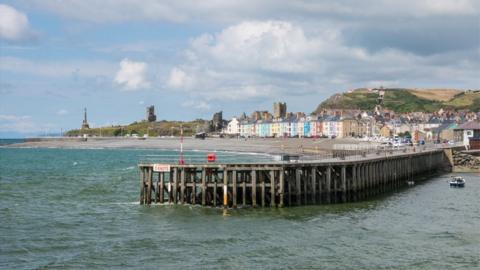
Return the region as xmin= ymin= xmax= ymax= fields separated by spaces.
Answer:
xmin=5 ymin=137 xmax=366 ymax=155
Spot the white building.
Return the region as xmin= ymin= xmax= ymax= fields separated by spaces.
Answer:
xmin=226 ymin=118 xmax=240 ymax=135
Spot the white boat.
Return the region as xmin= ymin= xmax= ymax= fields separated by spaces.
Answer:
xmin=449 ymin=176 xmax=465 ymax=188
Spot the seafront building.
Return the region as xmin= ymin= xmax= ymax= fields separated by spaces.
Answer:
xmin=224 ymin=102 xmax=480 ymax=143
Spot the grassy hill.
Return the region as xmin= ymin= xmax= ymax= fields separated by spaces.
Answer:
xmin=65 ymin=119 xmax=208 ymax=137
xmin=315 ymin=88 xmax=480 ymax=113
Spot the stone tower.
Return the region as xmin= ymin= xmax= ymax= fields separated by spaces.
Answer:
xmin=146 ymin=105 xmax=157 ymax=122
xmin=81 ymin=108 xmax=90 ymax=129
xmin=273 ymin=102 xmax=287 ymax=119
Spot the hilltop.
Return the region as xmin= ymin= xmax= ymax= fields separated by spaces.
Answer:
xmin=315 ymin=88 xmax=480 ymax=113
xmin=65 ymin=119 xmax=208 ymax=137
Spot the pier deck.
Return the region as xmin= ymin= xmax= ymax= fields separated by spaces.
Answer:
xmin=138 ymin=149 xmax=449 ymax=207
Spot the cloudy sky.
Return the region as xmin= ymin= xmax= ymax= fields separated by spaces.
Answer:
xmin=0 ymin=0 xmax=479 ymax=137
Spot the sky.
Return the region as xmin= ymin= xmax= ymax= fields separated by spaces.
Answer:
xmin=0 ymin=0 xmax=479 ymax=137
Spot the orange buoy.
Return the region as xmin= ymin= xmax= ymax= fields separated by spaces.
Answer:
xmin=207 ymin=153 xmax=216 ymax=162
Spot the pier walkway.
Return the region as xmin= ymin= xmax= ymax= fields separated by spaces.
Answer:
xmin=138 ymin=147 xmax=450 ymax=207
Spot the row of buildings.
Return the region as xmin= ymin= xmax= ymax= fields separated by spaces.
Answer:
xmin=227 ymin=115 xmax=372 ymax=139
xmin=224 ymin=102 xmax=480 ymax=145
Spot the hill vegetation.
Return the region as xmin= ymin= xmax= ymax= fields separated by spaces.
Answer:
xmin=315 ymin=88 xmax=480 ymax=113
xmin=65 ymin=120 xmax=208 ymax=137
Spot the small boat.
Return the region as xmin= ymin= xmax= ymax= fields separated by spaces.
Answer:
xmin=449 ymin=176 xmax=465 ymax=188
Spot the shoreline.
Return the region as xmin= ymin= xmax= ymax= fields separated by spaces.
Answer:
xmin=2 ymin=137 xmax=366 ymax=155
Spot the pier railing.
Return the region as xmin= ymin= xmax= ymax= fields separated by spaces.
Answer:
xmin=137 ymin=144 xmax=447 ymax=165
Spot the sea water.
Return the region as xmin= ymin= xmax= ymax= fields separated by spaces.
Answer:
xmin=0 ymin=147 xmax=479 ymax=269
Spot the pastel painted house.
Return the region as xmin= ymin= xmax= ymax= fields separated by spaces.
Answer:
xmin=290 ymin=122 xmax=298 ymax=137
xmin=303 ymin=121 xmax=311 ymax=137
xmin=323 ymin=117 xmax=339 ymax=138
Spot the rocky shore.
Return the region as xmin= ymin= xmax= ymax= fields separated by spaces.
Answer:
xmin=453 ymin=150 xmax=480 ymax=172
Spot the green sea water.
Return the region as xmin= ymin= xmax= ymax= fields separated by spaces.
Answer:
xmin=1 ymin=147 xmax=479 ymax=269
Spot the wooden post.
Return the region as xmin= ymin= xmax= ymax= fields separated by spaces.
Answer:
xmin=279 ymin=168 xmax=285 ymax=208
xmin=232 ymin=170 xmax=237 ymax=208
xmin=287 ymin=170 xmax=292 ymax=206
xmin=296 ymin=169 xmax=301 ymax=206
xmin=318 ymin=169 xmax=323 ymax=203
xmin=251 ymin=170 xmax=257 ymax=207
xmin=223 ymin=167 xmax=228 ymax=208
xmin=341 ymin=165 xmax=347 ymax=203
xmin=159 ymin=172 xmax=164 ymax=203
xmin=352 ymin=165 xmax=357 ymax=202
xmin=311 ymin=167 xmax=317 ymax=204
xmin=261 ymin=171 xmax=266 ymax=207
xmin=303 ymin=168 xmax=308 ymax=205
xmin=180 ymin=168 xmax=185 ymax=204
xmin=270 ymin=170 xmax=276 ymax=207
xmin=146 ymin=167 xmax=153 ymax=205
xmin=190 ymin=171 xmax=193 ymax=205
xmin=326 ymin=166 xmax=331 ymax=203
xmin=213 ymin=170 xmax=218 ymax=207
xmin=139 ymin=167 xmax=145 ymax=205
xmin=173 ymin=167 xmax=178 ymax=204
xmin=154 ymin=172 xmax=159 ymax=204
xmin=242 ymin=172 xmax=246 ymax=207
xmin=201 ymin=168 xmax=206 ymax=206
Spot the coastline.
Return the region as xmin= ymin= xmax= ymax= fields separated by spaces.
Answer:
xmin=2 ymin=137 xmax=364 ymax=155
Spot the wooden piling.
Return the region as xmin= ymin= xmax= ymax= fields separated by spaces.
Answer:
xmin=296 ymin=169 xmax=301 ymax=206
xmin=222 ymin=168 xmax=228 ymax=208
xmin=311 ymin=167 xmax=316 ymax=204
xmin=341 ymin=165 xmax=347 ymax=203
xmin=201 ymin=169 xmax=206 ymax=206
xmin=270 ymin=170 xmax=276 ymax=207
xmin=242 ymin=172 xmax=246 ymax=207
xmin=251 ymin=170 xmax=257 ymax=207
xmin=261 ymin=171 xmax=266 ymax=207
xmin=159 ymin=172 xmax=164 ymax=203
xmin=326 ymin=166 xmax=331 ymax=203
xmin=279 ymin=169 xmax=285 ymax=208
xmin=232 ymin=170 xmax=237 ymax=208
xmin=139 ymin=149 xmax=448 ymax=207
xmin=146 ymin=167 xmax=152 ymax=205
xmin=180 ymin=168 xmax=185 ymax=204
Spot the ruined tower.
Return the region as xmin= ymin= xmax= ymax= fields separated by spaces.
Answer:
xmin=146 ymin=105 xmax=157 ymax=122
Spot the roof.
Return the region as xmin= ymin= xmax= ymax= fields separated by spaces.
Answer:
xmin=456 ymin=121 xmax=480 ymax=130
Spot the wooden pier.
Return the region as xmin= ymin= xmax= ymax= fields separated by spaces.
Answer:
xmin=138 ymin=149 xmax=448 ymax=207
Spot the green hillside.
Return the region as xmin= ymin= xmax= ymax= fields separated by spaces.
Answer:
xmin=65 ymin=119 xmax=208 ymax=137
xmin=315 ymin=88 xmax=480 ymax=113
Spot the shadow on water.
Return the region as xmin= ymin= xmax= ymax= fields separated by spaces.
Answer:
xmin=135 ymin=198 xmax=384 ymax=223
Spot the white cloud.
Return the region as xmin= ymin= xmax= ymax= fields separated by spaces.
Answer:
xmin=56 ymin=109 xmax=68 ymax=116
xmin=166 ymin=20 xmax=345 ymax=100
xmin=166 ymin=19 xmax=480 ymax=103
xmin=0 ymin=4 xmax=36 ymax=41
xmin=24 ymin=0 xmax=479 ymax=24
xmin=188 ymin=20 xmax=325 ymax=73
xmin=167 ymin=67 xmax=191 ymax=88
xmin=114 ymin=58 xmax=150 ymax=90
